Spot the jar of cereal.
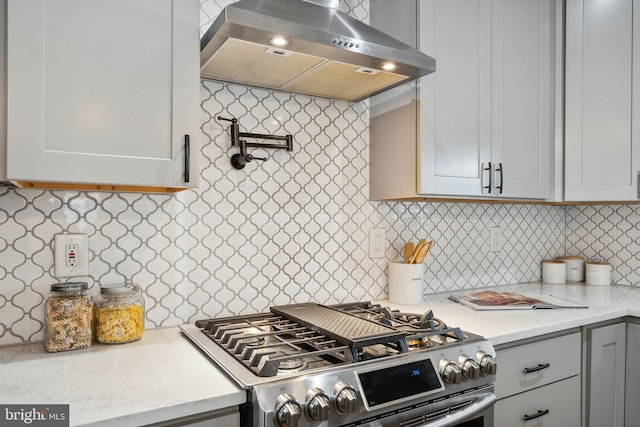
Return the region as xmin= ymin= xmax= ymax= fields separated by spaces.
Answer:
xmin=94 ymin=283 xmax=144 ymax=344
xmin=45 ymin=282 xmax=93 ymax=352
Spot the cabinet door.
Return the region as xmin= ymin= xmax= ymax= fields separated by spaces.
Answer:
xmin=626 ymin=323 xmax=640 ymax=427
xmin=6 ymin=0 xmax=199 ymax=189
xmin=495 ymin=375 xmax=581 ymax=427
xmin=587 ymin=323 xmax=626 ymax=427
xmin=565 ymin=0 xmax=640 ymax=201
xmin=418 ymin=0 xmax=492 ymax=197
xmin=491 ymin=0 xmax=554 ymax=199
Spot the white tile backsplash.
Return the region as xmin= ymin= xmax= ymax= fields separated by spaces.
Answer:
xmin=1 ymin=0 xmax=635 ymax=346
xmin=0 ymin=73 xmax=567 ymax=345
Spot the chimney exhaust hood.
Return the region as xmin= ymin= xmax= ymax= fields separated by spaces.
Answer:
xmin=200 ymin=0 xmax=436 ymax=102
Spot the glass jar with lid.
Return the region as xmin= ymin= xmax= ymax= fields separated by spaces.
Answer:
xmin=94 ymin=283 xmax=145 ymax=344
xmin=45 ymin=282 xmax=93 ymax=352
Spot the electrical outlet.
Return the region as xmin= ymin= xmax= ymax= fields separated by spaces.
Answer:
xmin=489 ymin=227 xmax=502 ymax=253
xmin=54 ymin=233 xmax=89 ymax=277
xmin=369 ymin=228 xmax=386 ymax=258
xmin=65 ymin=244 xmax=79 ymax=267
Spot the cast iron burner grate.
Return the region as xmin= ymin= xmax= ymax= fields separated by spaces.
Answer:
xmin=193 ymin=302 xmax=469 ymax=377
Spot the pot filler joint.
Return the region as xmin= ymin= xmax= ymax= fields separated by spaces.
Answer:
xmin=218 ymin=116 xmax=294 ymax=170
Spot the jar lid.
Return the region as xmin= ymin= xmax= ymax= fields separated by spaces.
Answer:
xmin=587 ymin=261 xmax=610 ymax=266
xmin=542 ymin=259 xmax=564 ymax=264
xmin=557 ymin=256 xmax=585 ymax=261
xmin=51 ymin=282 xmax=88 ymax=292
xmin=100 ymin=283 xmax=139 ymax=295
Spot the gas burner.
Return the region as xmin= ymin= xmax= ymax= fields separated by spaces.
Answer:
xmin=277 ymin=358 xmax=308 ymax=374
xmin=407 ymin=337 xmax=435 ymax=349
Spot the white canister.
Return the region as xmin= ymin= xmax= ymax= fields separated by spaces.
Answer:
xmin=557 ymin=256 xmax=585 ymax=282
xmin=542 ymin=260 xmax=566 ymax=284
xmin=388 ymin=262 xmax=424 ymax=305
xmin=585 ymin=261 xmax=612 ymax=286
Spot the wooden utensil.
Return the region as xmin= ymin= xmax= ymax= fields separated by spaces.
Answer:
xmin=413 ymin=245 xmax=429 ymax=264
xmin=403 ymin=242 xmax=415 ymax=264
xmin=414 ymin=240 xmax=433 ymax=264
xmin=423 ymin=240 xmax=433 ymax=257
xmin=408 ymin=238 xmax=426 ymax=263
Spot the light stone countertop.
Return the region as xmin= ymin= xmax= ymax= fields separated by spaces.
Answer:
xmin=2 ymin=282 xmax=639 ymax=426
xmin=0 ymin=327 xmax=246 ymax=426
xmin=378 ymin=282 xmax=640 ymax=346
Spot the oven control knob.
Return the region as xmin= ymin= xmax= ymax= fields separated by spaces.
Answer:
xmin=476 ymin=351 xmax=498 ymax=375
xmin=305 ymin=388 xmax=331 ymax=421
xmin=458 ymin=354 xmax=481 ymax=380
xmin=334 ymin=381 xmax=358 ymax=414
xmin=439 ymin=359 xmax=462 ymax=384
xmin=275 ymin=393 xmax=302 ymax=427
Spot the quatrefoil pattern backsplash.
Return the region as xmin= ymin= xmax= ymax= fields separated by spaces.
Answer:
xmin=0 ymin=0 xmax=636 ymax=346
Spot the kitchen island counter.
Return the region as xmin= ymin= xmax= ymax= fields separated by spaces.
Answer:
xmin=0 ymin=326 xmax=246 ymax=426
xmin=378 ymin=282 xmax=640 ymax=346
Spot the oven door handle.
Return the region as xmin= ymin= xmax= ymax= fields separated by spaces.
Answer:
xmin=415 ymin=392 xmax=496 ymax=427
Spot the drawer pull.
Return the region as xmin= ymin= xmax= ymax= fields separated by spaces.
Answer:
xmin=523 ymin=409 xmax=550 ymax=421
xmin=524 ymin=363 xmax=550 ymax=374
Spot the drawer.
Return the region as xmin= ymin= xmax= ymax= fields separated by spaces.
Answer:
xmin=495 ymin=332 xmax=581 ymax=399
xmin=495 ymin=375 xmax=581 ymax=427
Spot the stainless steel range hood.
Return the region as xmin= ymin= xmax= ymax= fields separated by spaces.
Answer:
xmin=200 ymin=0 xmax=436 ymax=102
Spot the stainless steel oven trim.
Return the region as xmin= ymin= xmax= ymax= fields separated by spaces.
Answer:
xmin=278 ymin=387 xmax=495 ymax=427
xmin=348 ymin=387 xmax=495 ymax=427
xmin=414 ymin=390 xmax=495 ymax=427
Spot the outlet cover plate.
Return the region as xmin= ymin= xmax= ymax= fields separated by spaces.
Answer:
xmin=489 ymin=227 xmax=502 ymax=253
xmin=369 ymin=228 xmax=386 ymax=258
xmin=54 ymin=233 xmax=89 ymax=277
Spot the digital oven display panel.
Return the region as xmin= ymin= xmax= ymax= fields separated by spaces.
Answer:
xmin=356 ymin=358 xmax=444 ymax=409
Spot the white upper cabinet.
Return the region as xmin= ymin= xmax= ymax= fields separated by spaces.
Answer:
xmin=565 ymin=0 xmax=640 ymax=201
xmin=3 ymin=0 xmax=199 ymax=192
xmin=370 ymin=0 xmax=555 ymax=201
xmin=417 ymin=0 xmax=492 ymax=198
xmin=489 ymin=0 xmax=554 ymax=199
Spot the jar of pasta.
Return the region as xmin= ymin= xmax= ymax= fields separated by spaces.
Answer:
xmin=45 ymin=282 xmax=93 ymax=353
xmin=94 ymin=283 xmax=144 ymax=344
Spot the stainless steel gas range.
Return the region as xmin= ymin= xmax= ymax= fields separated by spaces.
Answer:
xmin=180 ymin=302 xmax=497 ymax=427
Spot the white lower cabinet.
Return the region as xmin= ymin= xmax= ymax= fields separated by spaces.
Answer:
xmin=495 ymin=375 xmax=580 ymax=427
xmin=494 ymin=332 xmax=581 ymax=427
xmin=144 ymin=407 xmax=240 ymax=427
xmin=585 ymin=322 xmax=626 ymax=427
xmin=626 ymin=322 xmax=640 ymax=427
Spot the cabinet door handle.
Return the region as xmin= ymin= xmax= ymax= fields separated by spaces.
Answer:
xmin=184 ymin=134 xmax=190 ymax=183
xmin=495 ymin=162 xmax=503 ymax=194
xmin=524 ymin=363 xmax=550 ymax=374
xmin=523 ymin=409 xmax=550 ymax=421
xmin=482 ymin=162 xmax=492 ymax=194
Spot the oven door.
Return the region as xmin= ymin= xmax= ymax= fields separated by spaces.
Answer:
xmin=366 ymin=387 xmax=495 ymax=427
xmin=452 ymin=391 xmax=493 ymax=427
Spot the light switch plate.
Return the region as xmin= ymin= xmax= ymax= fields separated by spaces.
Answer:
xmin=54 ymin=233 xmax=89 ymax=277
